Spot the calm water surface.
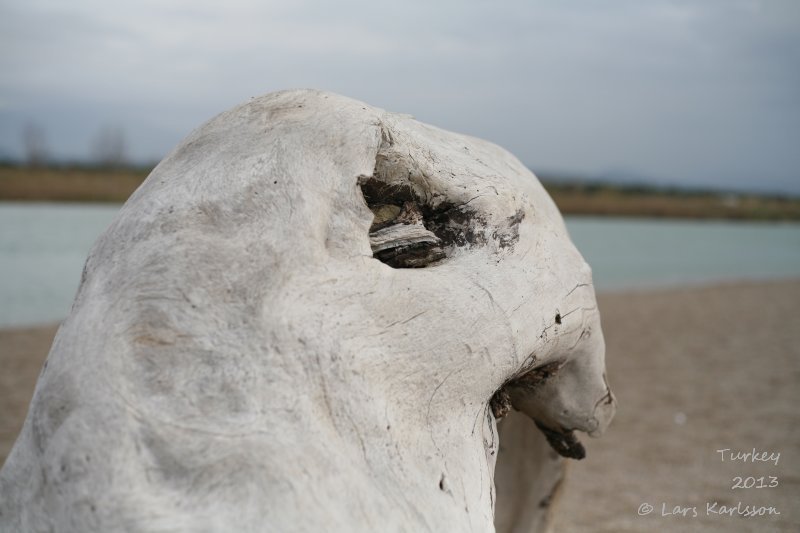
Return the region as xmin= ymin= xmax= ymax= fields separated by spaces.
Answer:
xmin=1 ymin=202 xmax=799 ymax=327
xmin=566 ymin=216 xmax=800 ymax=290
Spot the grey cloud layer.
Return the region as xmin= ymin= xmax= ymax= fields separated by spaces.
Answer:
xmin=1 ymin=0 xmax=798 ymax=193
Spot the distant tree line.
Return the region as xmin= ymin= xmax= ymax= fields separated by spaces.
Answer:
xmin=21 ymin=122 xmax=129 ymax=169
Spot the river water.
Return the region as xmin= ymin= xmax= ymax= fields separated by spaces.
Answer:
xmin=1 ymin=202 xmax=799 ymax=327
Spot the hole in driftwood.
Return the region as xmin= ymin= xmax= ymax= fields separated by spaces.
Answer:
xmin=369 ymin=201 xmax=446 ymax=268
xmin=359 ymin=177 xmax=447 ymax=268
xmin=492 ymin=360 xmax=587 ymax=460
xmin=359 ymin=169 xmax=493 ymax=267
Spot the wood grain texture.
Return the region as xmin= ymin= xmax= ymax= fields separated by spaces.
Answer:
xmin=0 ymin=90 xmax=613 ymax=533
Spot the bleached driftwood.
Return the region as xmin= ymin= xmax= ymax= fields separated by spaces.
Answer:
xmin=0 ymin=90 xmax=615 ymax=532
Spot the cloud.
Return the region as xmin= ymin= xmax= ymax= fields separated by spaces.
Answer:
xmin=1 ymin=0 xmax=798 ymax=193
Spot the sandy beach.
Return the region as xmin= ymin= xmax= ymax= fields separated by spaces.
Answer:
xmin=555 ymin=280 xmax=800 ymax=533
xmin=1 ymin=280 xmax=798 ymax=532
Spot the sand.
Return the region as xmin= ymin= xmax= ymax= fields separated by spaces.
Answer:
xmin=1 ymin=280 xmax=798 ymax=532
xmin=555 ymin=281 xmax=800 ymax=533
xmin=0 ymin=324 xmax=57 ymax=463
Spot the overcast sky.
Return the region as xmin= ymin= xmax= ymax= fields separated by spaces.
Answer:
xmin=1 ymin=0 xmax=798 ymax=194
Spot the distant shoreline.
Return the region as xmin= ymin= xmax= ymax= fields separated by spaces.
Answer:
xmin=544 ymin=181 xmax=800 ymax=221
xmin=2 ymin=165 xmax=799 ymax=221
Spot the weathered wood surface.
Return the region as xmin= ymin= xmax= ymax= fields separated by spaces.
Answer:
xmin=0 ymin=90 xmax=614 ymax=533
